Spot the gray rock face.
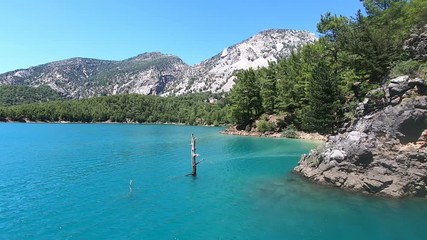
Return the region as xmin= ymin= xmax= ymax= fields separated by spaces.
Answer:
xmin=0 ymin=29 xmax=316 ymax=99
xmin=404 ymin=25 xmax=427 ymax=61
xmin=294 ymin=76 xmax=427 ymax=198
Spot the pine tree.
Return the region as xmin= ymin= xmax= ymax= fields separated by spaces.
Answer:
xmin=301 ymin=61 xmax=343 ymax=134
xmin=228 ymin=69 xmax=261 ymax=127
xmin=259 ymin=67 xmax=277 ymax=114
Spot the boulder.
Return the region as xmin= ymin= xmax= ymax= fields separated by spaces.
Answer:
xmin=329 ymin=150 xmax=345 ymax=162
xmin=388 ymin=75 xmax=410 ymax=98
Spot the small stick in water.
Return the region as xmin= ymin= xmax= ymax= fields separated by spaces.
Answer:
xmin=129 ymin=179 xmax=133 ymax=194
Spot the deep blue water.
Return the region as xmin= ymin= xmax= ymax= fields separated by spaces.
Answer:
xmin=0 ymin=123 xmax=426 ymax=239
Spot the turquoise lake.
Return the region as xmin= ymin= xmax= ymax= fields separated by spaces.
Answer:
xmin=0 ymin=123 xmax=426 ymax=239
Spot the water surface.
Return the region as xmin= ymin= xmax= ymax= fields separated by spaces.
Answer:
xmin=0 ymin=123 xmax=425 ymax=239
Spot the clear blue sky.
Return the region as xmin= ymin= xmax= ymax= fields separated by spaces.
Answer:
xmin=0 ymin=0 xmax=364 ymax=74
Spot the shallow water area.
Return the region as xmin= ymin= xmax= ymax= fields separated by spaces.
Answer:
xmin=0 ymin=123 xmax=426 ymax=239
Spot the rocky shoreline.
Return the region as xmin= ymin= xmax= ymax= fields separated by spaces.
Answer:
xmin=220 ymin=127 xmax=326 ymax=141
xmin=294 ymin=76 xmax=427 ymax=198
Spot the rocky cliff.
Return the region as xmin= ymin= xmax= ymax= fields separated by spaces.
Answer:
xmin=0 ymin=29 xmax=316 ymax=98
xmin=294 ymin=76 xmax=427 ymax=197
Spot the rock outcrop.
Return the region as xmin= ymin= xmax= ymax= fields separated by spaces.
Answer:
xmin=404 ymin=25 xmax=427 ymax=61
xmin=294 ymin=76 xmax=427 ymax=197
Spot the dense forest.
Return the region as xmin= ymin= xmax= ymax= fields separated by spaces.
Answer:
xmin=0 ymin=93 xmax=229 ymax=125
xmin=228 ymin=0 xmax=427 ymax=134
xmin=1 ymin=0 xmax=426 ymax=133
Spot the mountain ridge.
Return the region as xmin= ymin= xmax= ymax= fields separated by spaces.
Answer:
xmin=0 ymin=29 xmax=316 ymax=98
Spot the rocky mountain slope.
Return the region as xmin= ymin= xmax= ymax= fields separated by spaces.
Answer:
xmin=294 ymin=76 xmax=427 ymax=198
xmin=0 ymin=53 xmax=187 ymax=99
xmin=164 ymin=29 xmax=317 ymax=95
xmin=0 ymin=29 xmax=316 ymax=98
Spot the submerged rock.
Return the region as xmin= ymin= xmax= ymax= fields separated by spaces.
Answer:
xmin=294 ymin=76 xmax=427 ymax=198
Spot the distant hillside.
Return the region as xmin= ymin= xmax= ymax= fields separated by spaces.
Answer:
xmin=0 ymin=29 xmax=316 ymax=99
xmin=0 ymin=53 xmax=187 ymax=99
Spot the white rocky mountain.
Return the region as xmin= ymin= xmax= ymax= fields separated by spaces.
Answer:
xmin=165 ymin=29 xmax=316 ymax=95
xmin=0 ymin=29 xmax=316 ymax=98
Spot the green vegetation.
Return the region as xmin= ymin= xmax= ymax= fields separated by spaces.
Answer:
xmin=390 ymin=60 xmax=427 ymax=78
xmin=281 ymin=124 xmax=297 ymax=138
xmin=0 ymin=85 xmax=65 ymax=106
xmin=256 ymin=115 xmax=275 ymax=133
xmin=0 ymin=93 xmax=229 ymax=125
xmin=228 ymin=0 xmax=427 ymax=134
xmin=228 ymin=69 xmax=262 ymax=128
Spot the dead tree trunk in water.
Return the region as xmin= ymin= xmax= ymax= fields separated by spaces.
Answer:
xmin=190 ymin=133 xmax=197 ymax=176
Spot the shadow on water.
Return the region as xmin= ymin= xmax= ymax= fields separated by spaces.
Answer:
xmin=248 ymin=170 xmax=427 ymax=240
